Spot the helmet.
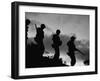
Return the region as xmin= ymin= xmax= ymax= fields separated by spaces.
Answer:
xmin=41 ymin=24 xmax=46 ymax=29
xmin=26 ymin=19 xmax=30 ymax=25
xmin=71 ymin=36 xmax=76 ymax=40
xmin=56 ymin=29 xmax=61 ymax=35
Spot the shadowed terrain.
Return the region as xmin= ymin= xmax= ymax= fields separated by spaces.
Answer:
xmin=26 ymin=35 xmax=89 ymax=68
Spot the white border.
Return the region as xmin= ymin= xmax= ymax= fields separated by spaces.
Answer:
xmin=19 ymin=5 xmax=95 ymax=76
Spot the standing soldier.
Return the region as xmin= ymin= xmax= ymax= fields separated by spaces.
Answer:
xmin=52 ymin=29 xmax=62 ymax=60
xmin=67 ymin=36 xmax=77 ymax=66
xmin=34 ymin=24 xmax=46 ymax=57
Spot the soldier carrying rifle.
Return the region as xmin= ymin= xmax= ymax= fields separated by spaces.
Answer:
xmin=67 ymin=36 xmax=84 ymax=66
xmin=52 ymin=29 xmax=62 ymax=60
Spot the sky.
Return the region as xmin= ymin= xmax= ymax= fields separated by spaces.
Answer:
xmin=25 ymin=12 xmax=89 ymax=40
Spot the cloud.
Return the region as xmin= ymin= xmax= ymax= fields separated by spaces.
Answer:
xmin=26 ymin=12 xmax=89 ymax=40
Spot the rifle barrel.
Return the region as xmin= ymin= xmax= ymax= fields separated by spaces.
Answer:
xmin=77 ymin=49 xmax=84 ymax=55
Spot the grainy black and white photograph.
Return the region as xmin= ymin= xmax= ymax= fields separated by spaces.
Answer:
xmin=25 ymin=12 xmax=90 ymax=68
xmin=11 ymin=2 xmax=97 ymax=79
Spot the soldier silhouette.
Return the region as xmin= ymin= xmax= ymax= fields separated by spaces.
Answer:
xmin=26 ymin=19 xmax=31 ymax=39
xmin=67 ymin=36 xmax=77 ymax=66
xmin=34 ymin=24 xmax=46 ymax=57
xmin=52 ymin=29 xmax=62 ymax=60
xmin=34 ymin=24 xmax=45 ymax=43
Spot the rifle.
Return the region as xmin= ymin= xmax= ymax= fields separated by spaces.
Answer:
xmin=35 ymin=24 xmax=38 ymax=31
xmin=76 ymin=49 xmax=85 ymax=56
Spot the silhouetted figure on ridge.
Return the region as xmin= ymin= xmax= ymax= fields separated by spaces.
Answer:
xmin=52 ymin=29 xmax=62 ymax=60
xmin=67 ymin=36 xmax=78 ymax=66
xmin=34 ymin=24 xmax=46 ymax=57
xmin=26 ymin=19 xmax=31 ymax=39
xmin=26 ymin=19 xmax=33 ymax=67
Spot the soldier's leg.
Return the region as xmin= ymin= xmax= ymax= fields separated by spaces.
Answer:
xmin=70 ymin=55 xmax=76 ymax=66
xmin=54 ymin=47 xmax=59 ymax=60
xmin=56 ymin=47 xmax=60 ymax=59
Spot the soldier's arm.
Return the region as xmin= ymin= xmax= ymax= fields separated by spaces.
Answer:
xmin=52 ymin=35 xmax=55 ymax=40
